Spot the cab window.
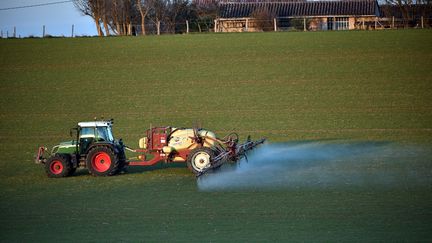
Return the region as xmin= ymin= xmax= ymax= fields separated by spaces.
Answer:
xmin=80 ymin=127 xmax=95 ymax=138
xmin=97 ymin=127 xmax=109 ymax=141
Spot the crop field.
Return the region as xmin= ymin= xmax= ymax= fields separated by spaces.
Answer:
xmin=0 ymin=30 xmax=431 ymax=241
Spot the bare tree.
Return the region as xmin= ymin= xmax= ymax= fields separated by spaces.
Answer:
xmin=137 ymin=0 xmax=151 ymax=35
xmin=165 ymin=0 xmax=189 ymax=33
xmin=73 ymin=0 xmax=105 ymax=36
xmin=192 ymin=0 xmax=218 ymax=32
xmin=384 ymin=0 xmax=431 ymax=26
xmin=250 ymin=7 xmax=275 ymax=31
xmin=123 ymin=0 xmax=132 ymax=35
xmin=111 ymin=0 xmax=122 ymax=34
xmin=110 ymin=0 xmax=136 ymax=36
xmin=386 ymin=0 xmax=413 ymax=26
xmin=148 ymin=0 xmax=167 ymax=35
xmin=101 ymin=0 xmax=111 ymax=36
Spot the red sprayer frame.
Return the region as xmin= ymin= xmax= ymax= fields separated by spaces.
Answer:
xmin=128 ymin=127 xmax=171 ymax=166
xmin=125 ymin=126 xmax=265 ymax=176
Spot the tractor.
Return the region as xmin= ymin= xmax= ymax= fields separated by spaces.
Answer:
xmin=36 ymin=119 xmax=126 ymax=178
xmin=36 ymin=119 xmax=265 ymax=178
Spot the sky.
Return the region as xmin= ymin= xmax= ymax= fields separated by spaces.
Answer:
xmin=0 ymin=0 xmax=98 ymax=37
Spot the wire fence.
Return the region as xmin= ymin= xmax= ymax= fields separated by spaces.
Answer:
xmin=0 ymin=24 xmax=90 ymax=38
xmin=1 ymin=17 xmax=431 ymax=38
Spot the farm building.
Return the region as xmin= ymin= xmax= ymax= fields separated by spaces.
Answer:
xmin=214 ymin=0 xmax=381 ymax=32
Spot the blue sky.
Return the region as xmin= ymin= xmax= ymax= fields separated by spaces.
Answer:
xmin=0 ymin=0 xmax=97 ymax=37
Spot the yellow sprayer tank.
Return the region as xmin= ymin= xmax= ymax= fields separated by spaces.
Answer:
xmin=168 ymin=128 xmax=216 ymax=151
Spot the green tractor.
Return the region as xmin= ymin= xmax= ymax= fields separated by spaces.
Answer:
xmin=36 ymin=119 xmax=126 ymax=178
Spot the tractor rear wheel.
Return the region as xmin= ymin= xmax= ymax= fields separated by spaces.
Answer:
xmin=45 ymin=154 xmax=72 ymax=178
xmin=86 ymin=146 xmax=119 ymax=176
xmin=187 ymin=147 xmax=215 ymax=175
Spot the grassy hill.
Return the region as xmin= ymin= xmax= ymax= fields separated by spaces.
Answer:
xmin=0 ymin=30 xmax=431 ymax=241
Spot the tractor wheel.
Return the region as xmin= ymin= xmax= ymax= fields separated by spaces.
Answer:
xmin=86 ymin=146 xmax=119 ymax=176
xmin=45 ymin=154 xmax=72 ymax=178
xmin=187 ymin=147 xmax=215 ymax=175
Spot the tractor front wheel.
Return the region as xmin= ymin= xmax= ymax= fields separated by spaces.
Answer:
xmin=86 ymin=146 xmax=119 ymax=176
xmin=187 ymin=147 xmax=215 ymax=175
xmin=45 ymin=154 xmax=72 ymax=178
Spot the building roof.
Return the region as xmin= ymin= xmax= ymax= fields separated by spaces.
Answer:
xmin=218 ymin=0 xmax=380 ymax=18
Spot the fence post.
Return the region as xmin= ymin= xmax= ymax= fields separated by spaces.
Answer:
xmin=1 ymin=30 xmax=2 ymax=38
xmin=245 ymin=18 xmax=249 ymax=32
xmin=43 ymin=25 xmax=45 ymax=37
xmin=186 ymin=20 xmax=189 ymax=34
xmin=303 ymin=18 xmax=306 ymax=31
xmin=392 ymin=16 xmax=394 ymax=29
xmin=375 ymin=17 xmax=377 ymax=30
xmin=157 ymin=21 xmax=160 ymax=35
xmin=333 ymin=17 xmax=336 ymax=30
xmin=214 ymin=19 xmax=217 ymax=32
xmin=13 ymin=26 xmax=16 ymax=38
xmin=72 ymin=24 xmax=74 ymax=37
xmin=274 ymin=18 xmax=277 ymax=32
xmin=421 ymin=16 xmax=424 ymax=29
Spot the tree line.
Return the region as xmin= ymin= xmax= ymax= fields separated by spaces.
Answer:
xmin=381 ymin=0 xmax=432 ymax=26
xmin=73 ymin=0 xmax=218 ymax=36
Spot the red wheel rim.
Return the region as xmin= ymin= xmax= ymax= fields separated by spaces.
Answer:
xmin=92 ymin=152 xmax=111 ymax=172
xmin=50 ymin=160 xmax=63 ymax=175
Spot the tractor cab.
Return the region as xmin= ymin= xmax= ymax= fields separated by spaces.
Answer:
xmin=77 ymin=121 xmax=115 ymax=154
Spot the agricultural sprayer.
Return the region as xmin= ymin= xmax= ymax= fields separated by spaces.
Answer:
xmin=35 ymin=119 xmax=265 ymax=178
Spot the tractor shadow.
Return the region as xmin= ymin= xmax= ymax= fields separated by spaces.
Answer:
xmin=71 ymin=162 xmax=190 ymax=177
xmin=70 ymin=162 xmax=194 ymax=177
xmin=122 ymin=162 xmax=189 ymax=175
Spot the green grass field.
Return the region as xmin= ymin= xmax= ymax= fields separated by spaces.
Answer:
xmin=0 ymin=30 xmax=431 ymax=241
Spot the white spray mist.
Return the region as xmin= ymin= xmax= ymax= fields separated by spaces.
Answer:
xmin=198 ymin=141 xmax=432 ymax=191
